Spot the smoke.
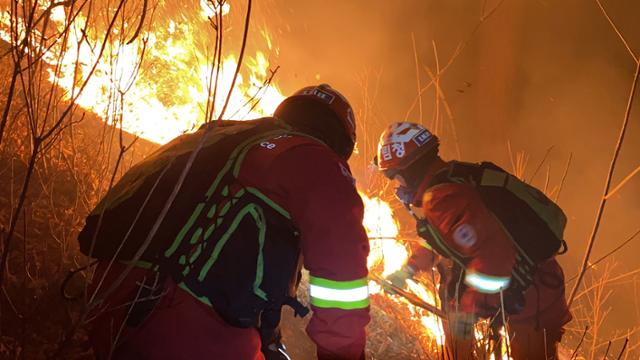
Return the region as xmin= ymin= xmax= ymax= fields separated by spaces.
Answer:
xmin=260 ymin=0 xmax=640 ymax=336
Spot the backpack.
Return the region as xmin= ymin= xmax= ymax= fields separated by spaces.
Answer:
xmin=78 ymin=118 xmax=307 ymax=327
xmin=426 ymin=161 xmax=568 ymax=265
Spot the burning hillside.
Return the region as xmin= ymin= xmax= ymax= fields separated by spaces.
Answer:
xmin=0 ymin=0 xmax=284 ymax=143
xmin=1 ymin=0 xmax=639 ymax=359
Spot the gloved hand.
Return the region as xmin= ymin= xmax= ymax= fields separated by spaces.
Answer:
xmin=383 ymin=265 xmax=415 ymax=293
xmin=448 ymin=311 xmax=477 ymax=340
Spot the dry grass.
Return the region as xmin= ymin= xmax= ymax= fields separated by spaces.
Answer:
xmin=0 ymin=0 xmax=639 ymax=359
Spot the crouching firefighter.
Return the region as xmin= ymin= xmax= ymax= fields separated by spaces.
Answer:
xmin=374 ymin=122 xmax=572 ymax=359
xmin=78 ymin=84 xmax=371 ymax=360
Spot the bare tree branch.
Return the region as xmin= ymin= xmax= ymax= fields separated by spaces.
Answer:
xmin=568 ymin=58 xmax=640 ymax=308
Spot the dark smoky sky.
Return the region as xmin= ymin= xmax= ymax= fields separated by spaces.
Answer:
xmin=225 ymin=0 xmax=640 ymax=331
xmin=65 ymin=0 xmax=635 ymax=340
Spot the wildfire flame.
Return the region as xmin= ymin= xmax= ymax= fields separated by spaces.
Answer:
xmin=362 ymin=193 xmax=406 ymax=277
xmin=360 ymin=192 xmax=446 ymax=346
xmin=0 ymin=2 xmax=514 ymax=356
xmin=0 ymin=1 xmax=285 ymax=144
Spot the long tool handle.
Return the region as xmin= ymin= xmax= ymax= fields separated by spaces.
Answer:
xmin=369 ymin=273 xmax=446 ymax=318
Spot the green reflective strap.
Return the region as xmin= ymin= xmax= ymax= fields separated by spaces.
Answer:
xmin=165 ymin=202 xmax=205 ymax=257
xmin=198 ymin=204 xmax=258 ymax=281
xmin=310 ymin=298 xmax=370 ymax=310
xmin=309 ymin=276 xmax=370 ymax=310
xmin=251 ymin=207 xmax=268 ymax=300
xmin=203 ymin=129 xmax=279 ymax=199
xmin=219 ymin=201 xmax=232 ymax=218
xmin=204 ymin=223 xmax=216 ymax=240
xmin=231 ymin=130 xmax=292 ymax=177
xmin=189 ymin=243 xmax=203 ymax=264
xmin=205 ymin=157 xmax=235 ymax=199
xmin=189 ymin=227 xmax=203 ymax=245
xmin=230 ymin=128 xmax=326 ymax=179
xmin=178 ymin=282 xmax=213 ymax=307
xmin=425 ymin=221 xmax=466 ymax=268
xmin=119 ymin=260 xmax=157 ymax=270
xmin=309 ymin=276 xmax=368 ymax=290
xmin=245 ymin=187 xmax=290 ymax=219
xmin=207 ymin=204 xmax=217 ymax=218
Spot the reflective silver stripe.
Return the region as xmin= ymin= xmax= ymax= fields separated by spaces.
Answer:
xmin=308 ymin=276 xmax=370 ymax=309
xmin=464 ymin=271 xmax=511 ymax=294
xmin=309 ymin=284 xmax=369 ymax=302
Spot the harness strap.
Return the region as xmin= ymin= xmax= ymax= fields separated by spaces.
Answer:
xmin=283 ymin=296 xmax=310 ymax=318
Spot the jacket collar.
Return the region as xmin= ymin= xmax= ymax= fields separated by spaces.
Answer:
xmin=411 ymin=157 xmax=448 ymax=207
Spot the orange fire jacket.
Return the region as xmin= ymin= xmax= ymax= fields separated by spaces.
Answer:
xmin=240 ymin=133 xmax=371 ymax=359
xmin=408 ymin=171 xmax=571 ymax=330
xmin=88 ymin=133 xmax=370 ymax=360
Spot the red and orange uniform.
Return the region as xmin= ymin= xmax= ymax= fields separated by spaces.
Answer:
xmin=407 ymin=176 xmax=571 ymax=358
xmin=88 ymin=133 xmax=370 ymax=360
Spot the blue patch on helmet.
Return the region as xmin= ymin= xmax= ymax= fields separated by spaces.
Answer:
xmin=413 ymin=130 xmax=432 ymax=146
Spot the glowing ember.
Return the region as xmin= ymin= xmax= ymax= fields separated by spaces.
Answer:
xmin=0 ymin=2 xmax=285 ymax=144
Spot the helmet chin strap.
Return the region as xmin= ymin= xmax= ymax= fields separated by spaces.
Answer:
xmin=395 ymin=186 xmax=424 ymax=221
xmin=394 ymin=184 xmax=413 ymax=202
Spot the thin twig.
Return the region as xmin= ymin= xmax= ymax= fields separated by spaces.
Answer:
xmin=604 ymin=164 xmax=640 ymax=199
xmin=555 ymin=152 xmax=573 ymax=203
xmin=424 ymin=62 xmax=462 ymax=158
xmin=0 ymin=67 xmax=20 ymax=145
xmin=125 ymin=0 xmax=148 ymax=45
xmin=568 ymin=59 xmax=640 ymax=308
xmin=603 ymin=340 xmax=612 ymax=359
xmin=570 ymin=326 xmax=589 ymax=360
xmin=594 ymin=0 xmax=638 ymax=63
xmin=85 ymin=0 xmax=255 ymax=334
xmin=411 ymin=33 xmax=423 ymax=123
xmin=566 ymin=229 xmax=640 ymax=283
xmin=216 ymin=0 xmax=252 ymax=121
xmin=404 ymin=0 xmax=507 ymax=121
xmin=575 ymin=267 xmax=640 ymax=300
xmin=615 ymin=338 xmax=629 ymax=360
xmin=499 ymin=290 xmax=511 ymax=358
xmin=528 ymin=146 xmax=554 ymax=184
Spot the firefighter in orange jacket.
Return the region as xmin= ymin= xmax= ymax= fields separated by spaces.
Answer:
xmin=375 ymin=122 xmax=571 ymax=359
xmin=82 ymin=85 xmax=370 ymax=360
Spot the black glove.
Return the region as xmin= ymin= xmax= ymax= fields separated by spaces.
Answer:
xmin=383 ymin=265 xmax=415 ymax=294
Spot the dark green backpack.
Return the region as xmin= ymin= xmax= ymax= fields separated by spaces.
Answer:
xmin=78 ymin=118 xmax=307 ymax=327
xmin=426 ymin=161 xmax=568 ymax=264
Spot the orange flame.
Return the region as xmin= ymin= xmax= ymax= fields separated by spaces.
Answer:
xmin=0 ymin=2 xmax=285 ymax=144
xmin=360 ymin=192 xmax=445 ymax=346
